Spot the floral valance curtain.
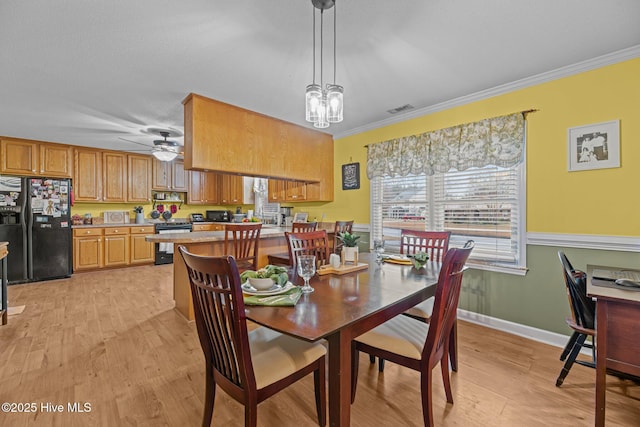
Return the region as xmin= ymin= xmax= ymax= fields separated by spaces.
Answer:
xmin=366 ymin=112 xmax=525 ymax=179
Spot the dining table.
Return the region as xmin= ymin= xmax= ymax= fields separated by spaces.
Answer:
xmin=244 ymin=252 xmax=442 ymax=427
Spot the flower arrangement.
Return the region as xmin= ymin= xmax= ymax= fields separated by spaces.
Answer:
xmin=337 ymin=231 xmax=360 ymax=247
xmin=412 ymin=251 xmax=429 ymax=270
xmin=133 ymin=206 xmax=144 ymax=213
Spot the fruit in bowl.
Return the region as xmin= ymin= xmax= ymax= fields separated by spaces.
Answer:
xmin=240 ymin=265 xmax=289 ymax=290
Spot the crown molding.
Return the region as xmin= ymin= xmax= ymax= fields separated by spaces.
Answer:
xmin=335 ymin=45 xmax=640 ymax=140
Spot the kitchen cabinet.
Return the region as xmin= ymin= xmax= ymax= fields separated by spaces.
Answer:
xmin=152 ymin=158 xmax=189 ymax=192
xmin=127 ymin=154 xmax=152 ymax=202
xmin=286 ymin=181 xmax=306 ymax=201
xmin=192 ymin=223 xmax=224 ymax=232
xmin=103 ymin=152 xmax=127 ymax=202
xmin=1 ymin=138 xmax=38 ymax=175
xmin=268 ymin=179 xmax=286 ymax=202
xmin=129 ymin=225 xmax=155 ymax=264
xmin=39 ymin=143 xmax=73 ymax=178
xmin=73 ymin=228 xmax=104 ymax=271
xmin=74 ymin=148 xmax=103 ymax=201
xmin=188 ymin=170 xmax=220 ymax=205
xmin=103 ymin=227 xmax=130 ymax=267
xmin=220 ymin=174 xmax=243 ymax=205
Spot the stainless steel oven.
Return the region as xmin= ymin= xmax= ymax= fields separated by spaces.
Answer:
xmin=154 ymin=222 xmax=192 ymax=265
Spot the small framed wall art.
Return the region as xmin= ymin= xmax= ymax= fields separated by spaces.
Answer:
xmin=342 ymin=162 xmax=360 ymax=190
xmin=567 ymin=119 xmax=620 ymax=172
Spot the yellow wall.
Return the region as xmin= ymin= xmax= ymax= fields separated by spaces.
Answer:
xmin=302 ymin=58 xmax=640 ymax=236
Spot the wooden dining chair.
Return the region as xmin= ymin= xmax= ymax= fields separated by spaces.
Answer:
xmin=267 ymin=222 xmax=319 ymax=266
xmin=224 ymin=223 xmax=262 ymax=272
xmin=178 ymin=247 xmax=327 ymax=427
xmin=372 ymin=230 xmax=455 ymax=372
xmin=287 ymin=230 xmax=331 ymax=269
xmin=332 ymin=220 xmax=354 ymax=254
xmin=351 ymin=243 xmax=474 ymax=427
xmin=556 ymin=251 xmax=596 ymax=387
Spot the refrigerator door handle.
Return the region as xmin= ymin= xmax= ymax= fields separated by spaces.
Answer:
xmin=25 ymin=180 xmax=33 ymax=280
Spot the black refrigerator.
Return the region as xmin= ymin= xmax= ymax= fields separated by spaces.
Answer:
xmin=0 ymin=176 xmax=72 ymax=284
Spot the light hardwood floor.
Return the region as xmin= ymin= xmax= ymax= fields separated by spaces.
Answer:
xmin=1 ymin=264 xmax=638 ymax=426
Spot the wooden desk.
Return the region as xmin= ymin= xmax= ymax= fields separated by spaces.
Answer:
xmin=587 ymin=265 xmax=640 ymax=427
xmin=246 ymin=253 xmax=440 ymax=427
xmin=1 ymin=241 xmax=8 ymax=325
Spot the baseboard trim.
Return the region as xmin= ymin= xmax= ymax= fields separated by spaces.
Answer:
xmin=527 ymin=232 xmax=640 ymax=252
xmin=458 ymin=308 xmax=591 ymax=355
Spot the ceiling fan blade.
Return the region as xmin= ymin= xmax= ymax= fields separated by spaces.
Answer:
xmin=118 ymin=137 xmax=152 ymax=148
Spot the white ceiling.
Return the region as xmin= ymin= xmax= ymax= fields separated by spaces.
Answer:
xmin=1 ymin=0 xmax=639 ymax=154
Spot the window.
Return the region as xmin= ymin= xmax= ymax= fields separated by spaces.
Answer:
xmin=371 ymin=163 xmax=526 ymax=274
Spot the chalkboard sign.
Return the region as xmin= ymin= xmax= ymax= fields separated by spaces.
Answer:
xmin=341 ymin=162 xmax=360 ymax=190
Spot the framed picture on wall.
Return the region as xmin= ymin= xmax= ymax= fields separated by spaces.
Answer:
xmin=342 ymin=162 xmax=360 ymax=190
xmin=567 ymin=120 xmax=620 ymax=172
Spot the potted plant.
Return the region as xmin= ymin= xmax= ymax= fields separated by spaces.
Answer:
xmin=338 ymin=231 xmax=360 ymax=264
xmin=412 ymin=251 xmax=429 ymax=270
xmin=133 ymin=206 xmax=144 ymax=224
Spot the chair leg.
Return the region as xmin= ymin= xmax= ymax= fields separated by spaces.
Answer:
xmin=378 ymin=357 xmax=385 ymax=372
xmin=556 ymin=333 xmax=587 ymax=387
xmin=351 ymin=345 xmax=360 ymax=404
xmin=202 ymin=365 xmax=216 ymax=427
xmin=440 ymin=352 xmax=454 ymax=403
xmin=314 ymin=360 xmax=327 ymax=426
xmin=369 ymin=354 xmax=376 ymax=364
xmin=244 ymin=403 xmax=258 ymax=427
xmin=449 ymin=320 xmax=458 ymax=372
xmin=420 ymin=369 xmax=435 ymax=427
xmin=560 ymin=331 xmax=580 ymax=361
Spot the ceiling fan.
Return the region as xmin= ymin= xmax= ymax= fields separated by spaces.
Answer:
xmin=119 ymin=127 xmax=184 ymax=161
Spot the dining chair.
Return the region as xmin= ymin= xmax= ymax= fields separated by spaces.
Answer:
xmin=267 ymin=222 xmax=319 ymax=266
xmin=178 ymin=247 xmax=327 ymax=427
xmin=556 ymin=251 xmax=596 ymax=387
xmin=224 ymin=223 xmax=262 ymax=272
xmin=351 ymin=243 xmax=474 ymax=427
xmin=332 ymin=220 xmax=354 ymax=254
xmin=372 ymin=230 xmax=455 ymax=373
xmin=287 ymin=230 xmax=331 ymax=269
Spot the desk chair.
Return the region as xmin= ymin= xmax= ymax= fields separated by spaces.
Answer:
xmin=556 ymin=251 xmax=596 ymax=387
xmin=372 ymin=230 xmax=454 ymax=372
xmin=178 ymin=247 xmax=327 ymax=427
xmin=267 ymin=222 xmax=318 ymax=266
xmin=224 ymin=223 xmax=262 ymax=272
xmin=351 ymin=243 xmax=474 ymax=427
xmin=332 ymin=220 xmax=354 ymax=254
xmin=286 ymin=230 xmax=331 ymax=269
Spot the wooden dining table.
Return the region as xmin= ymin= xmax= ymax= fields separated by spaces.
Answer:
xmin=244 ymin=253 xmax=441 ymax=427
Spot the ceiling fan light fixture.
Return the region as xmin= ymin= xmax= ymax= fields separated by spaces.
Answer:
xmin=152 ymin=149 xmax=178 ymax=162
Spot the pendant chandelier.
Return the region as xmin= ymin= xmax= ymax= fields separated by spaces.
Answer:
xmin=305 ymin=0 xmax=343 ymax=129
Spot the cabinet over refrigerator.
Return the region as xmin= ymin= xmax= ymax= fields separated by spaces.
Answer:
xmin=0 ymin=175 xmax=72 ymax=284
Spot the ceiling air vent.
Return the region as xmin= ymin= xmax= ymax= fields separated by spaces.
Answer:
xmin=386 ymin=104 xmax=414 ymax=114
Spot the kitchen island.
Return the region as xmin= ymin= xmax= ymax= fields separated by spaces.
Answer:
xmin=146 ymin=227 xmax=288 ymax=320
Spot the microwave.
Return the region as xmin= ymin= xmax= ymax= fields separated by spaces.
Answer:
xmin=206 ymin=210 xmax=231 ymax=222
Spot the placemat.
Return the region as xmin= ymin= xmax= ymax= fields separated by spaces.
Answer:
xmin=243 ymin=287 xmax=303 ymax=306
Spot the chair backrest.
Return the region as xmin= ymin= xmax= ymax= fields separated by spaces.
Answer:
xmin=178 ymin=247 xmax=257 ymax=392
xmin=286 ymin=230 xmax=331 ymax=269
xmin=423 ymin=242 xmax=474 ymax=365
xmin=333 ymin=220 xmax=354 ymax=253
xmin=292 ymin=221 xmax=318 ymax=233
xmin=558 ymin=251 xmax=595 ymax=329
xmin=224 ymin=223 xmax=262 ymax=271
xmin=400 ymin=230 xmax=451 ymax=262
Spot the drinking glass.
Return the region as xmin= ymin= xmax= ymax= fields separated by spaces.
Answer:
xmin=373 ymin=239 xmax=385 ymax=263
xmin=297 ymin=255 xmax=317 ymax=294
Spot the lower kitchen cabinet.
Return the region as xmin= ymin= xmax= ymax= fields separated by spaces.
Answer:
xmin=130 ymin=226 xmax=155 ymax=264
xmin=104 ymin=227 xmax=130 ymax=267
xmin=192 ymin=223 xmax=224 ymax=232
xmin=73 ymin=228 xmax=104 ymax=271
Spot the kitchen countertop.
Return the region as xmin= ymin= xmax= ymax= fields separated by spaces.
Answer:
xmin=145 ymin=227 xmax=287 ymax=243
xmin=72 ymin=221 xmax=279 ymax=229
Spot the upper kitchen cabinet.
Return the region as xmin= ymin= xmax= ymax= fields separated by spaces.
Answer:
xmin=102 ymin=152 xmax=127 ymax=202
xmin=152 ymin=158 xmax=189 ymax=192
xmin=188 ymin=170 xmax=220 ymax=205
xmin=1 ymin=138 xmax=38 ymax=175
xmin=74 ymin=148 xmax=103 ymax=201
xmin=40 ymin=143 xmax=73 ymax=178
xmin=182 ymin=93 xmax=333 ymax=201
xmin=1 ymin=138 xmax=74 ymax=178
xmin=127 ymin=154 xmax=152 ymax=203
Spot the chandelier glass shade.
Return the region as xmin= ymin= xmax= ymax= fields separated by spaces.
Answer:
xmin=305 ymin=0 xmax=343 ymax=129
